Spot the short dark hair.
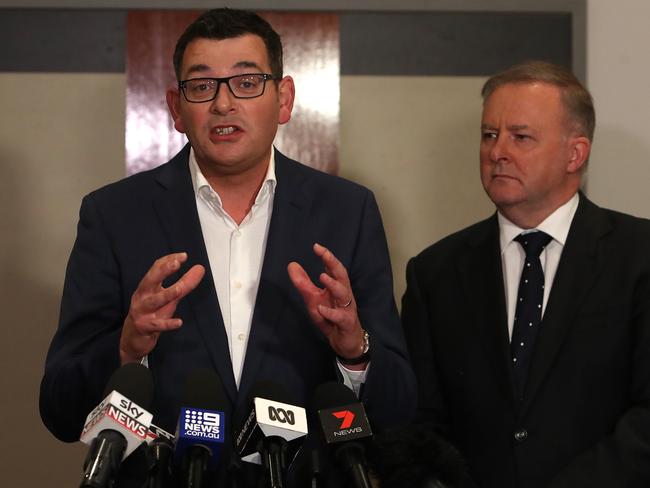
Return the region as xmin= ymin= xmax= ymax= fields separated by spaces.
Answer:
xmin=173 ymin=8 xmax=283 ymax=81
xmin=481 ymin=60 xmax=595 ymax=141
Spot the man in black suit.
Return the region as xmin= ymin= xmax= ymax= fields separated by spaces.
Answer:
xmin=40 ymin=8 xmax=415 ymax=486
xmin=402 ymin=61 xmax=650 ymax=487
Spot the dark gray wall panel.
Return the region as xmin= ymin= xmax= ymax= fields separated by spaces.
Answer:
xmin=341 ymin=12 xmax=572 ymax=76
xmin=0 ymin=10 xmax=125 ymax=72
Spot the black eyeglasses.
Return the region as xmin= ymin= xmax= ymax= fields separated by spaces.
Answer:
xmin=178 ymin=73 xmax=278 ymax=103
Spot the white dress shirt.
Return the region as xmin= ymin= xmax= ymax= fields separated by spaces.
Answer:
xmin=499 ymin=193 xmax=580 ymax=339
xmin=189 ymin=148 xmax=366 ymax=391
xmin=190 ymin=149 xmax=275 ymax=386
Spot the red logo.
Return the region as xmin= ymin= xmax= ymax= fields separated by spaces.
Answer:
xmin=332 ymin=410 xmax=355 ymax=429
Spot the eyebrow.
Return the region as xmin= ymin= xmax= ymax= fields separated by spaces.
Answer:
xmin=184 ymin=60 xmax=264 ymax=77
xmin=480 ymin=123 xmax=531 ymax=131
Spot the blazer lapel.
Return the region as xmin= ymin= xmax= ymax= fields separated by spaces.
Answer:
xmin=152 ymin=146 xmax=238 ymax=403
xmin=521 ymin=195 xmax=611 ymax=414
xmin=458 ymin=216 xmax=517 ymax=405
xmin=237 ymin=151 xmax=311 ymax=398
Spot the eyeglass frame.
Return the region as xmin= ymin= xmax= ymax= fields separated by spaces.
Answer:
xmin=178 ymin=73 xmax=280 ymax=103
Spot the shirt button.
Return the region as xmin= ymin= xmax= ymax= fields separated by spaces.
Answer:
xmin=234 ymin=281 xmax=242 ymax=289
xmin=234 ymin=230 xmax=241 ymax=238
xmin=514 ymin=429 xmax=528 ymax=442
xmin=237 ymin=334 xmax=245 ymax=341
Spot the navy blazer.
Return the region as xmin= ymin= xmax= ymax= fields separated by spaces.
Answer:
xmin=40 ymin=146 xmax=415 ymax=481
xmin=402 ymin=194 xmax=650 ymax=488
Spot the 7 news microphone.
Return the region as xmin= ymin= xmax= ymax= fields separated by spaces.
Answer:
xmin=79 ymin=362 xmax=154 ymax=488
xmin=311 ymin=382 xmax=373 ymax=488
xmin=173 ymin=369 xmax=228 ymax=488
xmin=235 ymin=381 xmax=308 ymax=488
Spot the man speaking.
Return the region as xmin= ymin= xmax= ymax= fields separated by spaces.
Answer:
xmin=40 ymin=8 xmax=415 ymax=486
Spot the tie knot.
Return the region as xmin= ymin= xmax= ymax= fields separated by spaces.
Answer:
xmin=514 ymin=231 xmax=552 ymax=258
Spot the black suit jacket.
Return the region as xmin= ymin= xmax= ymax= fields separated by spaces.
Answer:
xmin=40 ymin=146 xmax=416 ymax=484
xmin=402 ymin=194 xmax=650 ymax=488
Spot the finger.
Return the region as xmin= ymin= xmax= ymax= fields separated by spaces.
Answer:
xmin=135 ymin=262 xmax=204 ymax=313
xmin=316 ymin=304 xmax=356 ymax=331
xmin=319 ymin=272 xmax=354 ymax=308
xmin=139 ymin=252 xmax=189 ymax=291
xmin=148 ymin=317 xmax=184 ymax=332
xmin=313 ymin=243 xmax=350 ymax=283
xmin=174 ymin=264 xmax=205 ymax=300
xmin=288 ymin=261 xmax=321 ymax=298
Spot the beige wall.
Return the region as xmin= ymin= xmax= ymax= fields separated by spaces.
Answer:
xmin=0 ymin=73 xmax=125 ymax=483
xmin=586 ymin=0 xmax=650 ymax=218
xmin=340 ymin=75 xmax=492 ymax=302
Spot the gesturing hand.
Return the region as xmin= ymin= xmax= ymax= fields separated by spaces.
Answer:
xmin=288 ymin=243 xmax=366 ymax=367
xmin=119 ymin=252 xmax=205 ymax=364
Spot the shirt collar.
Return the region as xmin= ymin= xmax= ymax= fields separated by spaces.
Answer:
xmin=188 ymin=146 xmax=277 ymax=208
xmin=498 ymin=192 xmax=580 ymax=254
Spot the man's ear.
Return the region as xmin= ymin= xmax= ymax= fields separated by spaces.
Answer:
xmin=166 ymin=88 xmax=186 ymax=134
xmin=277 ymin=76 xmax=295 ymax=125
xmin=567 ymin=136 xmax=591 ymax=174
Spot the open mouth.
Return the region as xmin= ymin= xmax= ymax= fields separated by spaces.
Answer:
xmin=214 ymin=126 xmax=237 ymax=136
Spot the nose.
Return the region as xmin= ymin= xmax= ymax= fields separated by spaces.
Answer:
xmin=488 ymin=133 xmax=509 ymax=163
xmin=210 ymin=80 xmax=235 ymax=115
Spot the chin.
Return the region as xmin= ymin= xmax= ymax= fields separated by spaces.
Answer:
xmin=485 ymin=188 xmax=526 ymax=209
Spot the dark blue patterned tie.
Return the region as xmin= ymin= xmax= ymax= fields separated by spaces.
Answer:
xmin=511 ymin=231 xmax=552 ymax=395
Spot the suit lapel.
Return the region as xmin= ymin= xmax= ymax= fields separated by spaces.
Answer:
xmin=521 ymin=195 xmax=611 ymax=415
xmin=237 ymin=151 xmax=311 ymax=398
xmin=458 ymin=216 xmax=516 ymax=405
xmin=152 ymin=145 xmax=238 ymax=403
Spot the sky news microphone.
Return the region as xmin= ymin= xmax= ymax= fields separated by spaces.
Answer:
xmin=235 ymin=381 xmax=308 ymax=488
xmin=173 ymin=369 xmax=228 ymax=488
xmin=368 ymin=422 xmax=469 ymax=488
xmin=145 ymin=424 xmax=175 ymax=488
xmin=79 ymin=362 xmax=154 ymax=488
xmin=311 ymin=382 xmax=373 ymax=488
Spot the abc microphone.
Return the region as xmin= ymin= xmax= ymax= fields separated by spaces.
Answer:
xmin=79 ymin=362 xmax=154 ymax=488
xmin=173 ymin=369 xmax=228 ymax=488
xmin=311 ymin=382 xmax=373 ymax=488
xmin=235 ymin=381 xmax=308 ymax=488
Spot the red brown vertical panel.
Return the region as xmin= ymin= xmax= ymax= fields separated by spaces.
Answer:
xmin=126 ymin=10 xmax=200 ymax=175
xmin=126 ymin=10 xmax=340 ymax=175
xmin=260 ymin=12 xmax=340 ymax=174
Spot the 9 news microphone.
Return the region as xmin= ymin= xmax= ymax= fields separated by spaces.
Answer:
xmin=79 ymin=362 xmax=154 ymax=488
xmin=173 ymin=369 xmax=228 ymax=488
xmin=311 ymin=382 xmax=373 ymax=488
xmin=235 ymin=381 xmax=308 ymax=488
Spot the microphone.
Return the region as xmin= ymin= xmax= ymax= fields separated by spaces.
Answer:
xmin=311 ymin=382 xmax=373 ymax=488
xmin=79 ymin=362 xmax=154 ymax=488
xmin=368 ymin=422 xmax=468 ymax=488
xmin=173 ymin=369 xmax=228 ymax=488
xmin=235 ymin=381 xmax=308 ymax=488
xmin=145 ymin=424 xmax=175 ymax=488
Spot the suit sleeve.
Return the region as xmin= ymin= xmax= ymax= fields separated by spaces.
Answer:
xmin=39 ymin=194 xmax=124 ymax=442
xmin=349 ymin=191 xmax=417 ymax=430
xmin=548 ymin=269 xmax=650 ymax=487
xmin=401 ymin=256 xmax=478 ymax=487
xmin=401 ymin=257 xmax=450 ymax=430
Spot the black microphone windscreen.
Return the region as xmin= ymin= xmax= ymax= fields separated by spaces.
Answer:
xmin=311 ymin=382 xmax=357 ymax=411
xmin=369 ymin=423 xmax=467 ymax=488
xmin=181 ymin=368 xmax=228 ymax=409
xmin=102 ymin=362 xmax=154 ymax=409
